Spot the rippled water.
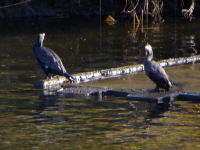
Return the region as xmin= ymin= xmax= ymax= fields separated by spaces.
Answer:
xmin=0 ymin=18 xmax=200 ymax=150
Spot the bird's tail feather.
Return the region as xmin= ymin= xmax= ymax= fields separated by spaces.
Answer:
xmin=64 ymin=73 xmax=75 ymax=83
xmin=171 ymin=80 xmax=184 ymax=88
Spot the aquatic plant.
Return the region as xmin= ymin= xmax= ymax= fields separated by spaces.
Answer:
xmin=0 ymin=0 xmax=198 ymax=20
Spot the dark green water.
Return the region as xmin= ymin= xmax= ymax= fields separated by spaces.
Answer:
xmin=0 ymin=18 xmax=200 ymax=150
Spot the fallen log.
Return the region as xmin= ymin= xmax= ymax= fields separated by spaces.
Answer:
xmin=36 ymin=55 xmax=200 ymax=89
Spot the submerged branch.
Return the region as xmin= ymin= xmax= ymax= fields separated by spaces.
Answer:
xmin=54 ymin=85 xmax=200 ymax=102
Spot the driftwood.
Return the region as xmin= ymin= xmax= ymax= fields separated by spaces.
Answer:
xmin=36 ymin=55 xmax=200 ymax=90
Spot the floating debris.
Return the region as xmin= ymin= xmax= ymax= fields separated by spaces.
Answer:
xmin=105 ymin=15 xmax=116 ymax=25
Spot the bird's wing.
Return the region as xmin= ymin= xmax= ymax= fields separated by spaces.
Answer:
xmin=36 ymin=47 xmax=66 ymax=73
xmin=147 ymin=61 xmax=171 ymax=87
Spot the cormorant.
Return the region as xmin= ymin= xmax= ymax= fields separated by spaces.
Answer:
xmin=144 ymin=43 xmax=172 ymax=91
xmin=33 ymin=33 xmax=74 ymax=82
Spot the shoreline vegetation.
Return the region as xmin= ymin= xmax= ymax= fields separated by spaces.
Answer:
xmin=0 ymin=0 xmax=199 ymax=22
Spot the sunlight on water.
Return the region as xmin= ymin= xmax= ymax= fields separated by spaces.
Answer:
xmin=0 ymin=18 xmax=200 ymax=149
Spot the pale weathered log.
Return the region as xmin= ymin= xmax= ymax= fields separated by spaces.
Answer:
xmin=36 ymin=55 xmax=200 ymax=89
xmin=36 ymin=75 xmax=67 ymax=90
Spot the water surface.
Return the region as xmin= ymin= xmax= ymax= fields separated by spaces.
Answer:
xmin=0 ymin=18 xmax=200 ymax=150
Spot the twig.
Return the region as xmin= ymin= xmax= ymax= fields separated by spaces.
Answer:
xmin=0 ymin=0 xmax=32 ymax=9
xmin=182 ymin=0 xmax=195 ymax=21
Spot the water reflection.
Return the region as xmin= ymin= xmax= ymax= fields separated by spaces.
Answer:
xmin=32 ymin=95 xmax=168 ymax=147
xmin=25 ymin=95 xmax=199 ymax=149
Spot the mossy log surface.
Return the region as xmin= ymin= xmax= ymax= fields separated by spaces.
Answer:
xmin=36 ymin=55 xmax=200 ymax=90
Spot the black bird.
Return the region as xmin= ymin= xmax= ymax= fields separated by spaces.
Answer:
xmin=33 ymin=33 xmax=74 ymax=82
xmin=144 ymin=43 xmax=172 ymax=91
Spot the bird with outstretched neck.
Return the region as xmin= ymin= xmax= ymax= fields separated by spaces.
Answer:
xmin=33 ymin=33 xmax=75 ymax=83
xmin=144 ymin=43 xmax=174 ymax=91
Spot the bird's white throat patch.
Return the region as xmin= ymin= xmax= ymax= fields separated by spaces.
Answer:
xmin=145 ymin=44 xmax=152 ymax=52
